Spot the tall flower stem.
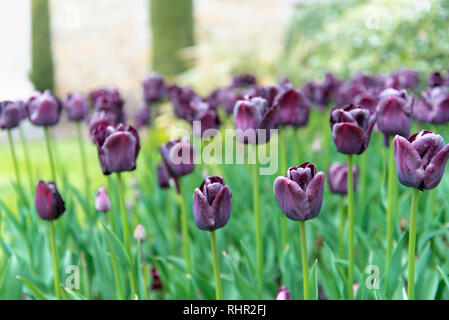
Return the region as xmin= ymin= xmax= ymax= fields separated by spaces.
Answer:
xmin=76 ymin=122 xmax=90 ymax=214
xmin=252 ymin=145 xmax=263 ymax=299
xmin=49 ymin=221 xmax=61 ymax=300
xmin=279 ymin=129 xmax=288 ymax=251
xmin=116 ymin=172 xmax=137 ymax=298
xmin=19 ymin=126 xmax=34 ymax=193
xmin=178 ymin=178 xmax=192 ymax=295
xmin=7 ymin=130 xmax=23 ymax=195
xmin=299 ymin=221 xmax=310 ymax=300
xmin=210 ymin=231 xmax=222 ymax=300
xmin=139 ymin=242 xmax=149 ymax=300
xmin=386 ymin=135 xmax=396 ymax=265
xmin=43 ymin=127 xmax=56 ymax=182
xmin=408 ymin=188 xmax=420 ymax=300
xmin=338 ymin=196 xmax=346 ymax=258
xmin=103 ymin=214 xmax=124 ymax=299
xmin=347 ymin=154 xmax=355 ymax=300
xmin=165 ymin=191 xmax=177 ymax=254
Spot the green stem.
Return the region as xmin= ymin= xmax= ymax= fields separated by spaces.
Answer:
xmin=408 ymin=188 xmax=419 ymax=300
xmin=19 ymin=126 xmax=34 ymax=193
xmin=347 ymin=154 xmax=354 ymax=300
xmin=299 ymin=221 xmax=310 ymax=300
xmin=386 ymin=136 xmax=396 ymax=265
xmin=116 ymin=172 xmax=136 ymax=298
xmin=106 ymin=176 xmax=117 ymax=234
xmin=49 ymin=221 xmax=61 ymax=300
xmin=43 ymin=126 xmax=56 ymax=182
xmin=252 ymin=145 xmax=263 ymax=299
xmin=210 ymin=231 xmax=223 ymax=300
xmin=338 ymin=196 xmax=345 ymax=258
xmin=103 ymin=214 xmax=124 ymax=299
xmin=7 ymin=130 xmax=23 ymax=194
xmin=139 ymin=243 xmax=149 ymax=300
xmin=279 ymin=129 xmax=288 ymax=251
xmin=178 ymin=179 xmax=192 ymax=295
xmin=76 ymin=122 xmax=90 ymax=214
xmin=165 ymin=190 xmax=176 ymax=254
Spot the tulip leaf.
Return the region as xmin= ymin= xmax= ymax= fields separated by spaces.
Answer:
xmin=384 ymin=232 xmax=406 ymax=298
xmin=224 ymin=253 xmax=258 ymax=299
xmin=16 ymin=275 xmax=49 ymax=300
xmin=102 ymin=222 xmax=131 ymax=269
xmin=309 ymin=259 xmax=318 ymax=300
xmin=436 ymin=265 xmax=449 ymax=295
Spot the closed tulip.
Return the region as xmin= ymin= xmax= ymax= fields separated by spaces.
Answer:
xmin=159 ymin=140 xmax=194 ymax=179
xmin=376 ymin=88 xmax=413 ymax=137
xmin=193 ymin=176 xmax=232 ymax=231
xmin=414 ymin=87 xmax=449 ymax=124
xmin=327 ymin=163 xmax=358 ymax=195
xmin=191 ymin=100 xmax=220 ymax=138
xmin=329 ymin=104 xmax=376 ymax=155
xmin=133 ymin=224 xmax=146 ymax=242
xmin=274 ymin=88 xmax=311 ymax=127
xmin=0 ymin=101 xmax=22 ymax=129
xmin=167 ymin=85 xmax=198 ymax=120
xmin=394 ymin=130 xmax=449 ymax=190
xmin=353 ymin=90 xmax=379 ymax=113
xmin=234 ymin=97 xmax=279 ymax=144
xmin=35 ymin=180 xmax=65 ymax=220
xmin=26 ymin=90 xmax=62 ymax=126
xmin=142 ymin=73 xmax=165 ymax=103
xmin=95 ymin=187 xmax=111 ymax=213
xmin=273 ymin=162 xmax=324 ymax=221
xmin=157 ymin=162 xmax=170 ymax=188
xmin=275 ymin=286 xmax=291 ymax=300
xmin=93 ymin=123 xmax=141 ymax=175
xmin=63 ymin=93 xmax=88 ymax=121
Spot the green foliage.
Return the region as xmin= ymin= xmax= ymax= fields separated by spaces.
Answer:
xmin=30 ymin=0 xmax=54 ymax=92
xmin=281 ymin=0 xmax=449 ymax=84
xmin=150 ymin=0 xmax=195 ymax=76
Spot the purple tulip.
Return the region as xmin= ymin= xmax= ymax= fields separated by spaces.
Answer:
xmin=428 ymin=72 xmax=446 ymax=88
xmin=167 ymin=85 xmax=198 ymax=120
xmin=193 ymin=176 xmax=232 ymax=231
xmin=95 ymin=187 xmax=111 ymax=213
xmin=327 ymin=163 xmax=358 ymax=195
xmin=353 ymin=90 xmax=379 ymax=113
xmin=274 ymin=88 xmax=311 ymax=127
xmin=63 ymin=93 xmax=88 ymax=121
xmin=142 ymin=73 xmax=166 ymax=103
xmin=334 ymin=81 xmax=365 ymax=106
xmin=151 ymin=267 xmax=163 ymax=290
xmin=133 ymin=104 xmax=151 ymax=129
xmin=329 ymin=104 xmax=376 ymax=155
xmin=260 ymin=84 xmax=281 ymax=107
xmin=275 ymin=286 xmax=291 ymax=300
xmin=414 ymin=87 xmax=449 ymax=124
xmin=133 ymin=224 xmax=146 ymax=242
xmin=376 ymin=88 xmax=413 ymax=138
xmin=26 ymin=90 xmax=62 ymax=126
xmin=0 ymin=101 xmax=22 ymax=129
xmin=273 ymin=162 xmax=324 ymax=221
xmin=35 ymin=180 xmax=65 ymax=220
xmin=231 ymin=73 xmax=257 ymax=89
xmin=88 ymin=87 xmax=126 ymax=134
xmin=394 ymin=130 xmax=449 ymax=190
xmin=93 ymin=123 xmax=141 ymax=175
xmin=159 ymin=140 xmax=194 ymax=179
xmin=234 ymin=97 xmax=279 ymax=144
xmin=157 ymin=162 xmax=171 ymax=188
xmin=212 ymin=88 xmax=244 ymax=114
xmin=385 ymin=70 xmax=420 ymax=90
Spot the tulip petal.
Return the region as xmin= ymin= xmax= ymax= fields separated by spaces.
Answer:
xmin=332 ymin=123 xmax=367 ymax=155
xmin=273 ymin=176 xmax=310 ymax=221
xmin=305 ymin=172 xmax=324 ymax=219
xmin=102 ymin=131 xmax=137 ymax=174
xmin=211 ymin=185 xmax=232 ymax=230
xmin=424 ymin=144 xmax=449 ymax=190
xmin=393 ymin=135 xmax=424 ymax=189
xmin=193 ymin=188 xmax=214 ymax=231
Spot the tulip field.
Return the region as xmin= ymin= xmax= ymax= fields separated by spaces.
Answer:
xmin=1 ymin=70 xmax=449 ymax=302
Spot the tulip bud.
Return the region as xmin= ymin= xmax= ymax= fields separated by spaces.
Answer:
xmin=26 ymin=90 xmax=62 ymax=126
xmin=157 ymin=162 xmax=171 ymax=189
xmin=327 ymin=163 xmax=358 ymax=195
xmin=159 ymin=140 xmax=194 ymax=179
xmin=231 ymin=73 xmax=257 ymax=89
xmin=93 ymin=123 xmax=141 ymax=175
xmin=193 ymin=176 xmax=232 ymax=231
xmin=133 ymin=104 xmax=151 ymax=129
xmin=394 ymin=130 xmax=449 ymax=190
xmin=273 ymin=162 xmax=324 ymax=221
xmin=376 ymin=88 xmax=413 ymax=138
xmin=274 ymin=88 xmax=310 ymax=127
xmin=63 ymin=93 xmax=88 ymax=121
xmin=95 ymin=187 xmax=111 ymax=213
xmin=134 ymin=224 xmax=146 ymax=242
xmin=35 ymin=180 xmax=65 ymax=220
xmin=329 ymin=104 xmax=376 ymax=155
xmin=0 ymin=101 xmax=22 ymax=129
xmin=275 ymin=286 xmax=291 ymax=300
xmin=142 ymin=73 xmax=166 ymax=103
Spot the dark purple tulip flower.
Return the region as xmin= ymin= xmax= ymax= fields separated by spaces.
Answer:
xmin=274 ymin=88 xmax=310 ymax=127
xmin=394 ymin=130 xmax=449 ymax=190
xmin=353 ymin=90 xmax=379 ymax=113
xmin=329 ymin=104 xmax=376 ymax=155
xmin=414 ymin=87 xmax=449 ymax=124
xmin=95 ymin=187 xmax=111 ymax=213
xmin=0 ymin=101 xmax=22 ymax=129
xmin=191 ymin=100 xmax=220 ymax=138
xmin=151 ymin=267 xmax=162 ymax=290
xmin=335 ymin=81 xmax=365 ymax=106
xmin=376 ymin=88 xmax=413 ymax=138
xmin=167 ymin=85 xmax=198 ymax=120
xmin=159 ymin=140 xmax=194 ymax=179
xmin=260 ymin=84 xmax=281 ymax=107
xmin=234 ymin=97 xmax=279 ymax=144
xmin=26 ymin=90 xmax=62 ymax=126
xmin=276 ymin=286 xmax=291 ymax=300
xmin=193 ymin=176 xmax=232 ymax=231
xmin=385 ymin=70 xmax=419 ymax=90
xmin=93 ymin=123 xmax=141 ymax=175
xmin=428 ymin=72 xmax=446 ymax=88
xmin=273 ymin=162 xmax=324 ymax=221
xmin=157 ymin=162 xmax=171 ymax=188
xmin=231 ymin=73 xmax=257 ymax=89
xmin=35 ymin=180 xmax=65 ymax=220
xmin=142 ymin=73 xmax=166 ymax=103
xmin=63 ymin=93 xmax=88 ymax=121
xmin=133 ymin=104 xmax=151 ymax=129
xmin=327 ymin=163 xmax=358 ymax=195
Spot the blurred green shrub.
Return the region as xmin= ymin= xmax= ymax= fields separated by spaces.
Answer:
xmin=30 ymin=0 xmax=54 ymax=92
xmin=281 ymin=0 xmax=449 ymax=84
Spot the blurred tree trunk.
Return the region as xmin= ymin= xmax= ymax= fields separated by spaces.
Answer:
xmin=30 ymin=0 xmax=54 ymax=92
xmin=150 ymin=0 xmax=195 ymax=76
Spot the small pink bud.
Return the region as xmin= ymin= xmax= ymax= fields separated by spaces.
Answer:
xmin=95 ymin=187 xmax=110 ymax=213
xmin=134 ymin=224 xmax=146 ymax=242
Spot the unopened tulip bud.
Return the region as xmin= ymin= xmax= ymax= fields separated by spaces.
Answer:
xmin=95 ymin=187 xmax=110 ymax=213
xmin=275 ymin=286 xmax=291 ymax=300
xmin=134 ymin=224 xmax=146 ymax=243
xmin=35 ymin=180 xmax=65 ymax=220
